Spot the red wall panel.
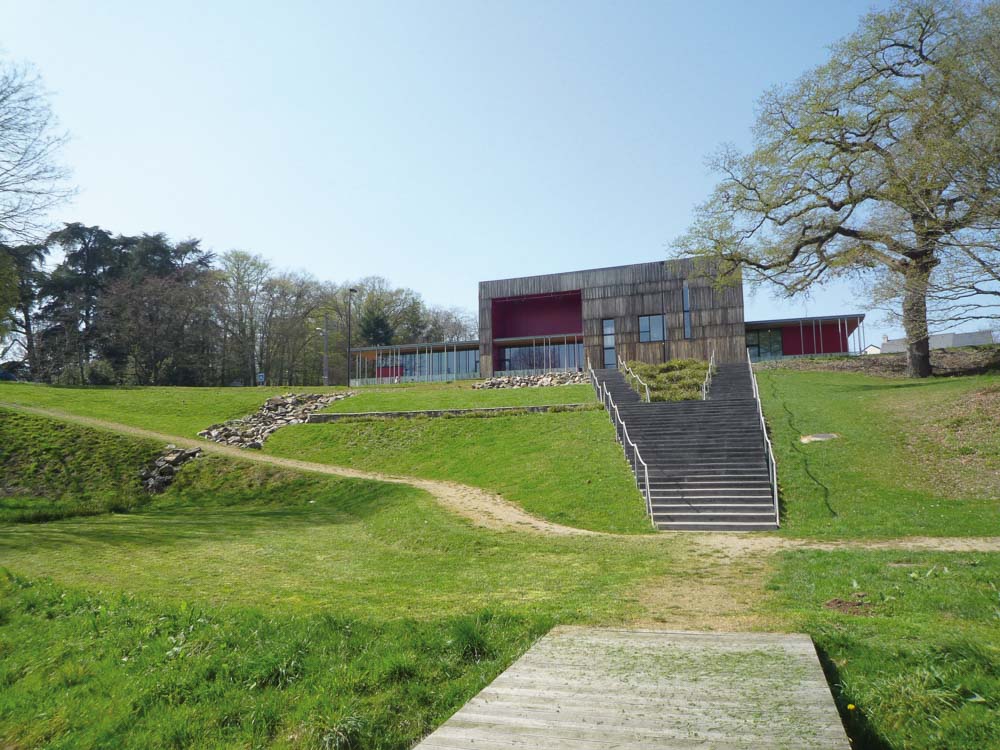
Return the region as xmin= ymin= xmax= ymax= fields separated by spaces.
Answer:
xmin=781 ymin=320 xmax=858 ymax=355
xmin=492 ymin=291 xmax=583 ymax=338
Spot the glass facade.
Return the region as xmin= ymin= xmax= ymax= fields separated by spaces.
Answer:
xmin=638 ymin=314 xmax=665 ymax=342
xmin=496 ymin=341 xmax=584 ymax=373
xmin=603 ymin=319 xmax=616 ymax=367
xmin=355 ymin=346 xmax=480 ymax=384
xmin=746 ymin=329 xmax=784 ymax=361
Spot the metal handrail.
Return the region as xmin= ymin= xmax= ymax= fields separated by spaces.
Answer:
xmin=747 ymin=348 xmax=780 ymax=527
xmin=589 ymin=365 xmax=654 ymax=527
xmin=617 ymin=355 xmax=650 ymax=403
xmin=701 ymin=348 xmax=716 ymax=401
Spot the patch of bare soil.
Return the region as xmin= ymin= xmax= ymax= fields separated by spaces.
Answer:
xmin=688 ymin=533 xmax=1000 ymax=557
xmin=756 ymin=345 xmax=1000 ymax=378
xmin=634 ymin=540 xmax=783 ymax=631
xmin=824 ymin=592 xmax=873 ymax=616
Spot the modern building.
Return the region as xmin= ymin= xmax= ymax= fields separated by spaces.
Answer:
xmin=880 ymin=329 xmax=994 ymax=354
xmin=350 ymin=260 xmax=867 ymax=385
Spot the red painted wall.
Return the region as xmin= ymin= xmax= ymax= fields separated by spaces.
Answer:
xmin=377 ymin=365 xmax=403 ymax=377
xmin=492 ymin=291 xmax=583 ymax=338
xmin=781 ymin=319 xmax=859 ymax=355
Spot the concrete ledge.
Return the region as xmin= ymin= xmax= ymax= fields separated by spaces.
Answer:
xmin=307 ymin=403 xmax=594 ymax=422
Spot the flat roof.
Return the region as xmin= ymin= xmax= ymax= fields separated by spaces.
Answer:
xmin=351 ymin=339 xmax=480 ymax=354
xmin=745 ymin=313 xmax=866 ymax=328
xmin=479 ymin=258 xmax=684 ymax=285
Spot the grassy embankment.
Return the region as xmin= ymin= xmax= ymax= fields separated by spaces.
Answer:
xmin=320 ymin=381 xmax=597 ymax=412
xmin=0 ymin=381 xmax=648 ymax=534
xmin=758 ymin=367 xmax=1000 ymax=539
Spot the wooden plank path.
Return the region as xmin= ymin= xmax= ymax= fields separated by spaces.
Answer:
xmin=415 ymin=627 xmax=850 ymax=750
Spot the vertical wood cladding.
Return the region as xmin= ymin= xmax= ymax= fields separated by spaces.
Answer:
xmin=478 ymin=259 xmax=745 ymax=376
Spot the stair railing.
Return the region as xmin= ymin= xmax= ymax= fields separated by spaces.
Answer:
xmin=589 ymin=363 xmax=654 ymax=526
xmin=701 ymin=348 xmax=716 ymax=401
xmin=601 ymin=381 xmax=654 ymax=525
xmin=617 ymin=355 xmax=650 ymax=403
xmin=747 ymin=347 xmax=780 ymax=527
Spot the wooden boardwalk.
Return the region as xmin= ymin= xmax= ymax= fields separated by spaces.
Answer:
xmin=415 ymin=628 xmax=850 ymax=749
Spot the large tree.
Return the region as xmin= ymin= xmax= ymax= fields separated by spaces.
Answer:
xmin=676 ymin=0 xmax=1000 ymax=377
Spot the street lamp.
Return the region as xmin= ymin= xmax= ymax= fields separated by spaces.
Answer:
xmin=346 ymin=287 xmax=358 ymax=385
xmin=315 ymin=312 xmax=329 ymax=387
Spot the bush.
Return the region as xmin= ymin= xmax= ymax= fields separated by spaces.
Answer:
xmin=86 ymin=359 xmax=117 ymax=385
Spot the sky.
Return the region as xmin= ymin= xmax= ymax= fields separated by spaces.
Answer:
xmin=4 ymin=0 xmax=910 ymax=345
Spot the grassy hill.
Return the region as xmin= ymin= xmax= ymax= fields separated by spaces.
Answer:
xmin=2 ymin=374 xmax=999 ymax=749
xmin=758 ymin=367 xmax=1000 ymax=538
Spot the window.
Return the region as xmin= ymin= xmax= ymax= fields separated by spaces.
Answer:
xmin=682 ymin=281 xmax=693 ymax=339
xmin=602 ymin=318 xmax=616 ymax=367
xmin=638 ymin=314 xmax=665 ymax=343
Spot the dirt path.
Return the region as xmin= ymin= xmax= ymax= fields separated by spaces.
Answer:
xmin=5 ymin=401 xmax=1000 ymax=553
xmin=1 ymin=402 xmax=594 ymax=537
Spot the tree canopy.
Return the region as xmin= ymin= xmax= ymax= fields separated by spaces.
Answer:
xmin=676 ymin=0 xmax=1000 ymax=377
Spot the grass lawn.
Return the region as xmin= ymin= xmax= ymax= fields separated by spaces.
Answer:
xmin=0 ymin=412 xmax=672 ymax=748
xmin=0 ymin=382 xmax=349 ymax=438
xmin=3 ymin=401 xmax=998 ymax=749
xmin=757 ymin=368 xmax=1000 ymax=539
xmin=265 ymin=410 xmax=652 ymax=534
xmin=321 ymin=381 xmax=596 ymax=412
xmin=763 ymin=549 xmax=1000 ymax=750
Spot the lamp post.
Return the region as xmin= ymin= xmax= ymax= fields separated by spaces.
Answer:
xmin=315 ymin=313 xmax=329 ymax=386
xmin=346 ymin=287 xmax=358 ymax=385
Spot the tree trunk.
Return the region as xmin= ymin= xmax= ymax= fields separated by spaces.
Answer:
xmin=901 ymin=259 xmax=933 ymax=378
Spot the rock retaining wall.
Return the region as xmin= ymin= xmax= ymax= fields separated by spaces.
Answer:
xmin=198 ymin=392 xmax=354 ymax=449
xmin=472 ymin=372 xmax=587 ymax=389
xmin=140 ymin=445 xmax=202 ymax=493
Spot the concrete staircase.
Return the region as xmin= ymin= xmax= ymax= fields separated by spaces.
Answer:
xmin=593 ymin=363 xmax=778 ymax=531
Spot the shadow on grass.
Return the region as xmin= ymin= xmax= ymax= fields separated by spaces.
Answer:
xmin=814 ymin=645 xmax=892 ymax=750
xmin=0 ymin=487 xmax=414 ymax=552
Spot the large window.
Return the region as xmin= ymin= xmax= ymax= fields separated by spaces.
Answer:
xmin=603 ymin=319 xmax=616 ymax=367
xmin=746 ymin=329 xmax=783 ymax=361
xmin=682 ymin=281 xmax=693 ymax=339
xmin=638 ymin=314 xmax=665 ymax=343
xmin=496 ymin=341 xmax=584 ymax=372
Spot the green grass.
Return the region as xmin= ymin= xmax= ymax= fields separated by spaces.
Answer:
xmin=321 ymin=381 xmax=596 ymax=412
xmin=763 ymin=549 xmax=1000 ymax=750
xmin=0 ymin=382 xmax=349 ymax=437
xmin=0 ymin=410 xmax=159 ymax=522
xmin=0 ymin=413 xmax=673 ymax=748
xmin=758 ymin=368 xmax=1000 ymax=539
xmin=3 ymin=395 xmax=999 ymax=749
xmin=265 ymin=411 xmax=652 ymax=534
xmin=626 ymin=358 xmax=710 ymax=402
xmin=0 ymin=574 xmax=555 ymax=749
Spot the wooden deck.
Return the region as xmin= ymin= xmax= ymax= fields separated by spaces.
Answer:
xmin=415 ymin=627 xmax=850 ymax=749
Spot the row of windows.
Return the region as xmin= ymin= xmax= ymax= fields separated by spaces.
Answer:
xmin=496 ymin=342 xmax=584 ymax=372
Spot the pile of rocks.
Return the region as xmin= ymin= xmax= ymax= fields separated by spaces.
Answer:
xmin=198 ymin=392 xmax=354 ymax=449
xmin=140 ymin=445 xmax=202 ymax=493
xmin=473 ymin=371 xmax=588 ymax=389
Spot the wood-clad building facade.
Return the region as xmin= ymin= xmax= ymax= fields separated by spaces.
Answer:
xmin=478 ymin=259 xmax=746 ymax=377
xmin=348 ymin=259 xmax=865 ymax=385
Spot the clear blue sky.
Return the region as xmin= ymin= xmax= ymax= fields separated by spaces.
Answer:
xmin=5 ymin=0 xmax=900 ymax=345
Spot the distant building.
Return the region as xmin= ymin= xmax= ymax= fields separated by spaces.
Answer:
xmin=863 ymin=344 xmax=882 ymax=355
xmin=349 ymin=260 xmax=866 ymax=385
xmin=880 ymin=329 xmax=995 ymax=354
